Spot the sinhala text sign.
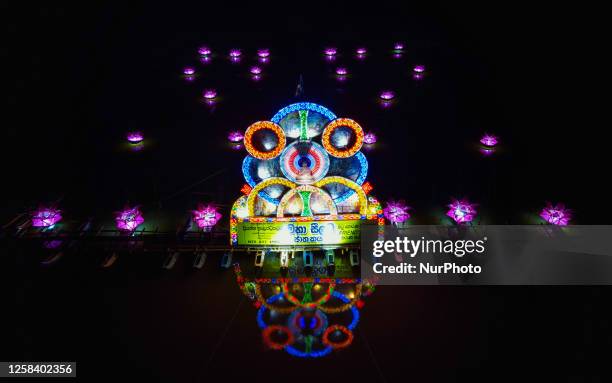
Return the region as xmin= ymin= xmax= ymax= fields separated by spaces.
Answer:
xmin=236 ymin=220 xmax=362 ymax=246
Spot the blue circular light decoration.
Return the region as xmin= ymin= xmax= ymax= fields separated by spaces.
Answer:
xmin=326 ymin=151 xmax=368 ymax=203
xmin=271 ymin=102 xmax=337 ymax=124
xmin=242 ymin=156 xmax=283 ymax=205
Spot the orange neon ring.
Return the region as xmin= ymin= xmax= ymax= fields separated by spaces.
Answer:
xmin=244 ymin=121 xmax=286 ymax=160
xmin=321 ymin=118 xmax=364 ymax=158
xmin=262 ymin=325 xmax=295 ymax=350
xmin=322 ymin=325 xmax=353 ymax=349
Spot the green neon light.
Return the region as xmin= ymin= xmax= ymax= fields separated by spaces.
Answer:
xmin=299 ymin=110 xmax=309 ymax=140
xmin=299 ymin=191 xmax=312 ymax=217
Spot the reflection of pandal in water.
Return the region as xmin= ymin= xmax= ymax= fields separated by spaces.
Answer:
xmin=234 ymin=264 xmax=375 ymax=358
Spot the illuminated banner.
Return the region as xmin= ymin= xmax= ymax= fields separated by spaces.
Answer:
xmin=236 ymin=220 xmax=362 ymax=246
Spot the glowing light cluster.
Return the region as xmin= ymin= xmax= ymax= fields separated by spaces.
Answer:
xmin=540 ymin=203 xmax=572 ymax=226
xmin=32 ymin=207 xmax=62 ymax=227
xmin=383 ymin=200 xmax=411 ymax=224
xmin=228 ymin=131 xmax=244 ymax=142
xmin=198 ymin=46 xmax=211 ymax=56
xmin=229 ymin=49 xmax=241 ymax=57
xmin=183 ymin=66 xmax=195 ymax=75
xmin=324 ymin=47 xmax=337 ymax=56
xmin=394 ymin=42 xmax=404 ymax=51
xmin=480 ymin=134 xmax=498 ymax=147
xmin=257 ymin=49 xmax=270 ymax=58
xmin=250 ymin=66 xmax=262 ymax=75
xmin=192 ymin=204 xmax=222 ymax=229
xmin=322 ymin=118 xmax=364 ymax=158
xmin=356 ymin=47 xmax=367 ymax=55
xmin=115 ymin=206 xmax=144 ymax=232
xmin=126 ymin=131 xmax=144 ymax=144
xmin=203 ymin=89 xmax=217 ymax=99
xmin=447 ymin=199 xmax=477 ymax=224
xmin=335 ymin=67 xmax=348 ymax=76
xmin=413 ymin=64 xmax=426 ymax=73
xmin=379 ymin=90 xmax=395 ymax=100
xmin=244 ymin=121 xmax=286 ymax=160
xmin=364 ymin=132 xmax=377 ymax=144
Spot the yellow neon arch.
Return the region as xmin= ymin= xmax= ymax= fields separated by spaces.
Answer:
xmin=247 ymin=177 xmax=297 ymax=216
xmin=314 ymin=176 xmax=368 ymax=215
xmin=276 ymin=185 xmax=338 ymax=217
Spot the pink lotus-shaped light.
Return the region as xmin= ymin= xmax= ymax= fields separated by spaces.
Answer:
xmin=364 ymin=132 xmax=377 ymax=144
xmin=257 ymin=49 xmax=270 ymax=58
xmin=32 ymin=207 xmax=62 ymax=227
xmin=229 ymin=49 xmax=242 ymax=57
xmin=447 ymin=199 xmax=477 ymax=224
xmin=356 ymin=47 xmax=367 ymax=55
xmin=413 ymin=64 xmax=425 ymax=73
xmin=183 ymin=66 xmax=195 ymax=75
xmin=250 ymin=66 xmax=262 ymax=75
xmin=203 ymin=89 xmax=217 ymax=99
xmin=115 ymin=206 xmax=144 ymax=232
xmin=126 ymin=131 xmax=144 ymax=143
xmin=540 ymin=203 xmax=572 ymax=226
xmin=192 ymin=204 xmax=222 ymax=229
xmin=198 ymin=46 xmax=212 ymax=56
xmin=228 ymin=131 xmax=244 ymax=142
xmin=335 ymin=67 xmax=348 ymax=76
xmin=380 ymin=90 xmax=395 ymax=100
xmin=324 ymin=47 xmax=337 ymax=56
xmin=383 ymin=201 xmax=411 ymax=224
xmin=394 ymin=42 xmax=404 ymax=51
xmin=480 ymin=134 xmax=498 ymax=147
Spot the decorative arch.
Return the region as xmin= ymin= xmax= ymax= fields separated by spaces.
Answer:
xmin=314 ymin=176 xmax=368 ymax=215
xmin=247 ymin=177 xmax=297 ymax=216
xmin=276 ymin=185 xmax=338 ymax=217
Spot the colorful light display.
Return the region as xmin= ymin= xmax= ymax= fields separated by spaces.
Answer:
xmin=480 ymin=134 xmax=498 ymax=147
xmin=394 ymin=42 xmax=404 ymax=51
xmin=229 ymin=49 xmax=241 ymax=57
xmin=203 ymin=89 xmax=217 ymax=99
xmin=257 ymin=49 xmax=270 ymax=58
xmin=322 ymin=118 xmax=364 ymax=158
xmin=324 ymin=47 xmax=337 ymax=56
xmin=335 ymin=67 xmax=348 ymax=76
xmin=182 ymin=66 xmax=195 ymax=75
xmin=126 ymin=131 xmax=144 ymax=144
xmin=447 ymin=199 xmax=477 ymax=224
xmin=383 ymin=200 xmax=411 ymax=224
xmin=540 ymin=203 xmax=572 ymax=226
xmin=364 ymin=132 xmax=377 ymax=144
xmin=413 ymin=64 xmax=426 ymax=73
xmin=198 ymin=46 xmax=211 ymax=56
xmin=250 ymin=66 xmax=262 ymax=75
xmin=356 ymin=47 xmax=367 ymax=55
xmin=244 ymin=121 xmax=286 ymax=160
xmin=380 ymin=90 xmax=395 ymax=100
xmin=228 ymin=131 xmax=244 ymax=142
xmin=32 ymin=207 xmax=62 ymax=227
xmin=115 ymin=206 xmax=144 ymax=232
xmin=192 ymin=204 xmax=222 ymax=229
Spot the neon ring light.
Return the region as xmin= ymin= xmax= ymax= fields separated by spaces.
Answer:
xmin=322 ymin=325 xmax=353 ymax=349
xmin=279 ymin=142 xmax=330 ymax=184
xmin=262 ymin=325 xmax=295 ymax=350
xmin=314 ymin=176 xmax=368 ymax=215
xmin=244 ymin=121 xmax=286 ymax=160
xmin=322 ymin=118 xmax=364 ymax=158
xmin=247 ymin=177 xmax=297 ymax=216
xmin=276 ymin=185 xmax=338 ymax=217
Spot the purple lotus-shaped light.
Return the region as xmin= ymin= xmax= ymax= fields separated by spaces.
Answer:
xmin=229 ymin=49 xmax=242 ymax=57
xmin=540 ymin=203 xmax=572 ymax=226
xmin=394 ymin=42 xmax=404 ymax=51
xmin=447 ymin=199 xmax=477 ymax=224
xmin=32 ymin=207 xmax=62 ymax=227
xmin=250 ymin=66 xmax=262 ymax=75
xmin=324 ymin=47 xmax=337 ymax=56
xmin=183 ymin=66 xmax=195 ymax=75
xmin=228 ymin=131 xmax=244 ymax=142
xmin=413 ymin=64 xmax=425 ymax=73
xmin=356 ymin=47 xmax=367 ymax=55
xmin=126 ymin=131 xmax=144 ymax=144
xmin=115 ymin=206 xmax=144 ymax=232
xmin=203 ymin=89 xmax=217 ymax=99
xmin=198 ymin=46 xmax=212 ymax=56
xmin=192 ymin=204 xmax=222 ymax=229
xmin=364 ymin=132 xmax=377 ymax=144
xmin=257 ymin=49 xmax=270 ymax=58
xmin=383 ymin=201 xmax=411 ymax=224
xmin=480 ymin=134 xmax=498 ymax=147
xmin=335 ymin=67 xmax=348 ymax=76
xmin=380 ymin=90 xmax=395 ymax=100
